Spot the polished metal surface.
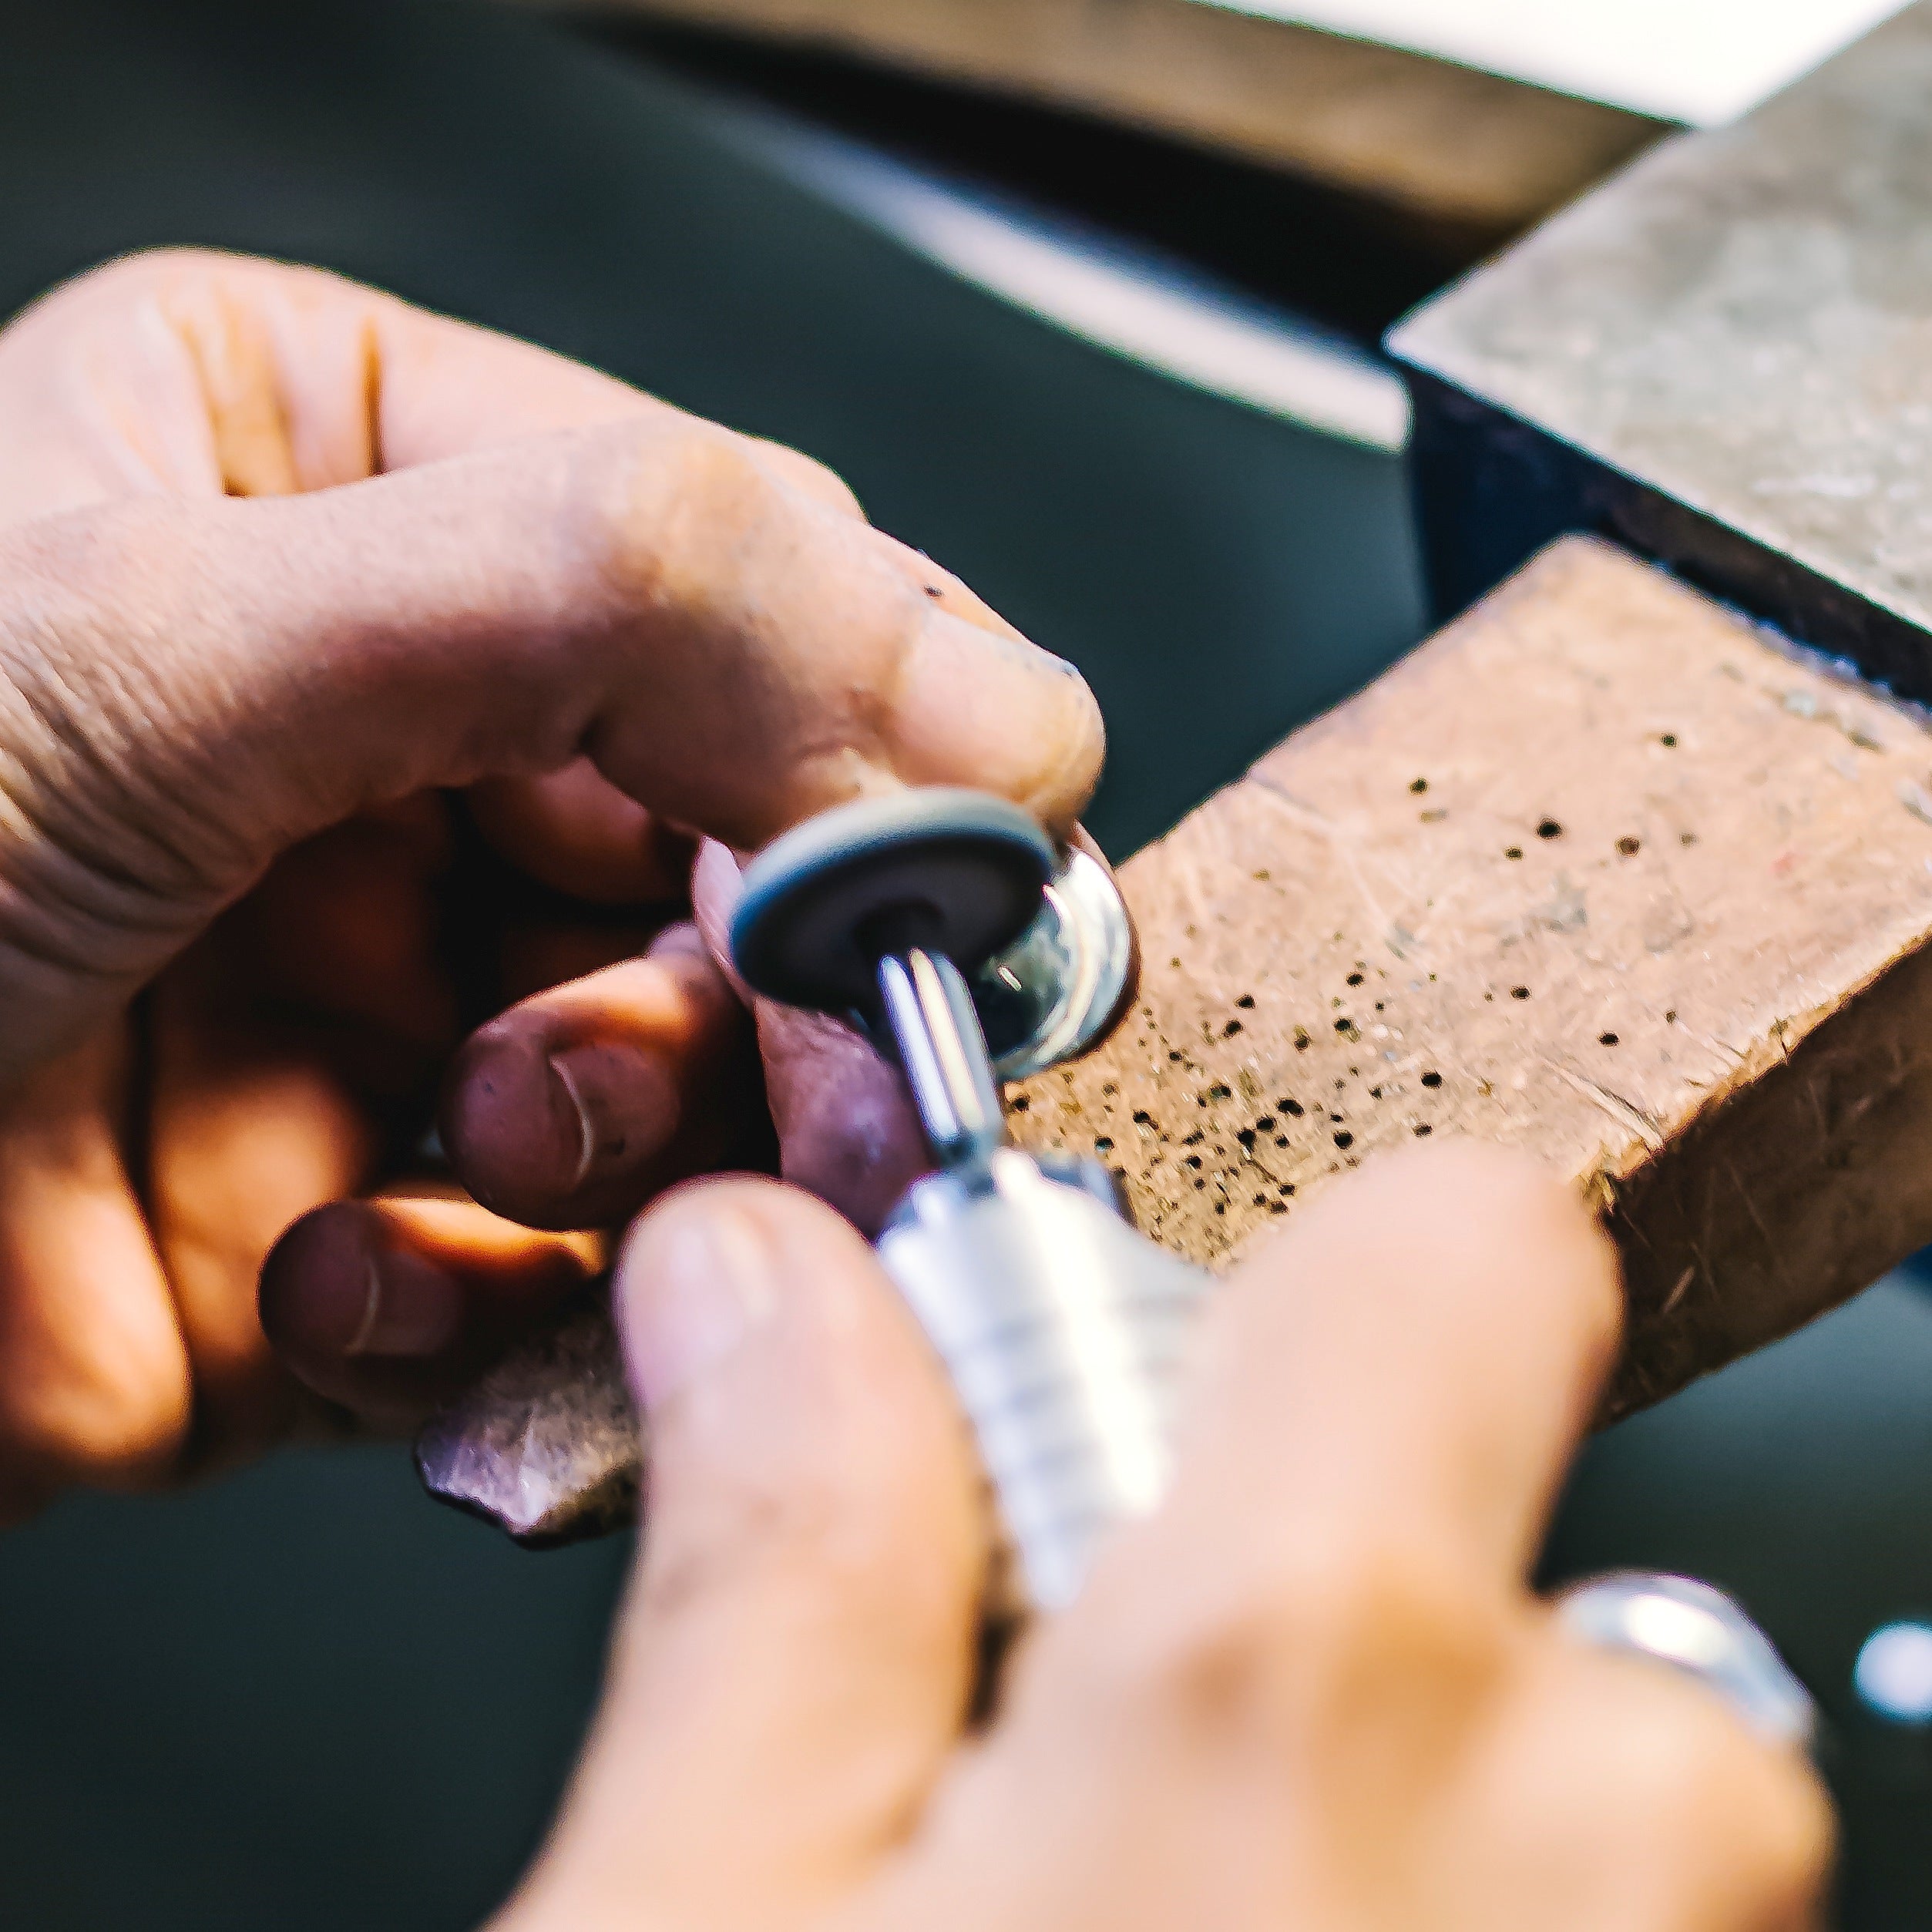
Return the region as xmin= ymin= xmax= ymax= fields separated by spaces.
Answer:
xmin=1556 ymin=1572 xmax=1816 ymax=1749
xmin=877 ymin=949 xmax=1010 ymax=1168
xmin=1391 ymin=2 xmax=1932 ymax=695
xmin=879 ymin=1150 xmax=1208 ymax=1612
xmin=976 ymin=842 xmax=1139 ymax=1082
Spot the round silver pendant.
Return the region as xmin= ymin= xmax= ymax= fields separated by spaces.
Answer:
xmin=971 ymin=842 xmax=1138 ymax=1080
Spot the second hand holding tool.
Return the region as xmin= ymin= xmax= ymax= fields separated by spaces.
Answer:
xmin=724 ymin=791 xmax=1819 ymax=1743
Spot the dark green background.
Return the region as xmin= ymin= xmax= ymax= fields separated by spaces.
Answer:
xmin=0 ymin=2 xmax=1926 ymax=1926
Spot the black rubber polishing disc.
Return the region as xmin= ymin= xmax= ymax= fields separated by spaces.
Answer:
xmin=731 ymin=789 xmax=1057 ymax=1013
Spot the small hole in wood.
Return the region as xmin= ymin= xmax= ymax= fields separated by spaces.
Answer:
xmin=1599 ymin=1032 xmax=1619 ymax=1047
xmin=1681 ymin=832 xmax=1697 ymax=845
xmin=1512 ymin=986 xmax=1531 ymax=1000
xmin=1413 ymin=1123 xmax=1433 ymax=1137
xmin=1236 ymin=994 xmax=1255 ymax=1009
xmin=1505 ymin=847 xmax=1524 ymax=860
xmin=1661 ymin=733 xmax=1678 ymax=748
xmin=1346 ymin=972 xmax=1365 ymax=986
xmin=1094 ymin=1136 xmax=1114 ymax=1153
xmin=1421 ymin=1072 xmax=1443 ymax=1088
xmin=1537 ymin=819 xmax=1563 ymax=839
xmin=1334 ymin=1131 xmax=1354 ymax=1149
xmin=1410 ymin=778 xmax=1428 ymax=793
xmin=1616 ymin=835 xmax=1641 ymax=856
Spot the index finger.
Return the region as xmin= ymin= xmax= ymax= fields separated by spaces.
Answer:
xmin=1160 ymin=1143 xmax=1622 ymax=1586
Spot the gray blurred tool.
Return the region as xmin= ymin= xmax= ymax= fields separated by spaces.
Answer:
xmin=730 ymin=789 xmax=1207 ymax=1611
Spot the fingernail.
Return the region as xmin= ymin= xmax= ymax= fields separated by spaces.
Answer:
xmin=343 ymin=1246 xmax=465 ymax=1359
xmin=623 ymin=1203 xmax=779 ymax=1406
xmin=548 ymin=1040 xmax=680 ymax=1190
xmin=1040 ymin=648 xmax=1083 ymax=677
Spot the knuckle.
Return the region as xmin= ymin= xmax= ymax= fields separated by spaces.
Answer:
xmin=647 ymin=425 xmax=771 ymax=552
xmin=745 ymin=436 xmax=864 ymax=517
xmin=1081 ymin=1532 xmax=1506 ymax=1743
xmin=580 ymin=424 xmax=782 ymax=615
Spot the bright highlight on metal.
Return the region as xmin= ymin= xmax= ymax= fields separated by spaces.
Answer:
xmin=977 ymin=842 xmax=1138 ymax=1082
xmin=1556 ymin=1573 xmax=1816 ymax=1749
xmin=878 ymin=949 xmax=1009 ymax=1167
xmin=1855 ymin=1621 xmax=1932 ymax=1725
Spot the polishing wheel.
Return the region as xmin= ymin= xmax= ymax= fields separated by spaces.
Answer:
xmin=731 ymin=789 xmax=1058 ymax=1014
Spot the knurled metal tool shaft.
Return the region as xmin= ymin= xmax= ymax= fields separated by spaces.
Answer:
xmin=871 ymin=944 xmax=1201 ymax=1611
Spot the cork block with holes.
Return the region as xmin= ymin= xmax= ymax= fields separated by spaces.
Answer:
xmin=1012 ymin=535 xmax=1932 ymax=1416
xmin=425 ymin=533 xmax=1932 ymax=1541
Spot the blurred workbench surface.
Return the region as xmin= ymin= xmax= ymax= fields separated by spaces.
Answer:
xmin=525 ymin=0 xmax=1665 ymax=243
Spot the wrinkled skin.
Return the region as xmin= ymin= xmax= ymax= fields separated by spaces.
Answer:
xmin=0 ymin=248 xmax=1102 ymax=1505
xmin=0 ymin=254 xmax=1830 ymax=1930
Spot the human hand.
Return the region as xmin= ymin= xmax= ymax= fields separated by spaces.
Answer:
xmin=0 ymin=248 xmax=1101 ymax=1511
xmin=497 ymin=1145 xmax=1830 ymax=1932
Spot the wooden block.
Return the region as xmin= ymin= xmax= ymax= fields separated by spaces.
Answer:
xmin=530 ymin=0 xmax=1662 ymax=240
xmin=1013 ymin=536 xmax=1932 ymax=1416
xmin=422 ymin=536 xmax=1932 ymax=1535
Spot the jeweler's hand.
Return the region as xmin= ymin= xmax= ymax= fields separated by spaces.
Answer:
xmin=499 ymin=1146 xmax=1831 ymax=1932
xmin=0 ymin=249 xmax=1101 ymax=1510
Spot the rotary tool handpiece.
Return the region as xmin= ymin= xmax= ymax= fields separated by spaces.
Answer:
xmin=875 ymin=953 xmax=1207 ymax=1611
xmin=729 ymin=792 xmax=1212 ymax=1614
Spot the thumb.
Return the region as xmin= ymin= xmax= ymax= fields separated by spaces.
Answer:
xmin=509 ymin=1179 xmax=985 ymax=1932
xmin=0 ymin=419 xmax=1101 ymax=1080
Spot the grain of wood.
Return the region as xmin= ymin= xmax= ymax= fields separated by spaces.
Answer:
xmin=424 ymin=536 xmax=1932 ymax=1537
xmin=529 ymin=0 xmax=1662 ymax=238
xmin=1012 ymin=536 xmax=1932 ymax=1415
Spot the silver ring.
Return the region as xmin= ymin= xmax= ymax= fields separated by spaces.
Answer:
xmin=1554 ymin=1572 xmax=1815 ymax=1750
